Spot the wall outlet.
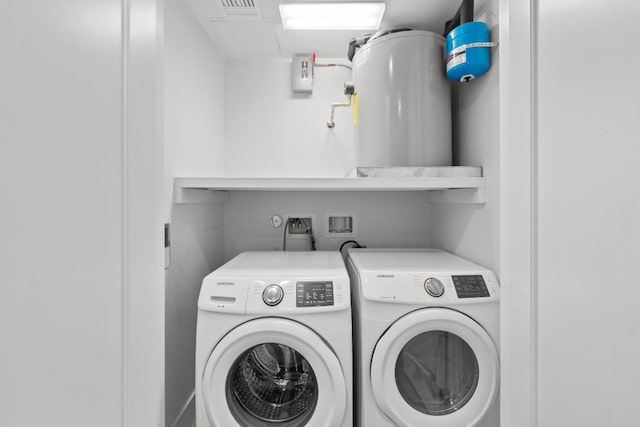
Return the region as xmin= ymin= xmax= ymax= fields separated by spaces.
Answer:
xmin=324 ymin=212 xmax=357 ymax=238
xmin=283 ymin=214 xmax=316 ymax=239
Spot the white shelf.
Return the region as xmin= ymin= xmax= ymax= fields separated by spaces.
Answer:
xmin=174 ymin=168 xmax=486 ymax=204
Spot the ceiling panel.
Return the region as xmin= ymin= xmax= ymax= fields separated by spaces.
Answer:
xmin=183 ymin=0 xmax=466 ymax=59
xmin=211 ymin=21 xmax=281 ymax=56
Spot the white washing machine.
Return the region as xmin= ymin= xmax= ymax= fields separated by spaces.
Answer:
xmin=347 ymin=249 xmax=499 ymax=427
xmin=196 ymin=251 xmax=353 ymax=427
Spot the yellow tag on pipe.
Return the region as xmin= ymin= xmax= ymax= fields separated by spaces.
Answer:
xmin=353 ymin=92 xmax=359 ymax=124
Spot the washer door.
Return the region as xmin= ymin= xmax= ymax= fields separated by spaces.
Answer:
xmin=371 ymin=308 xmax=499 ymax=427
xmin=202 ymin=318 xmax=347 ymax=427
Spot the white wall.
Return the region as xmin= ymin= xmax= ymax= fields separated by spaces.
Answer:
xmin=164 ymin=0 xmax=226 ymax=425
xmin=165 ymin=202 xmax=224 ymax=427
xmin=224 ymin=58 xmax=355 ymax=178
xmin=224 ymin=191 xmax=433 ymax=259
xmin=164 ymin=0 xmax=225 ymax=211
xmin=0 ymin=0 xmax=164 ymax=425
xmin=535 ymin=1 xmax=640 ymax=425
xmin=128 ymin=0 xmax=165 ymax=424
xmin=0 ymin=1 xmax=123 ymax=425
xmin=497 ymin=0 xmax=536 ymax=424
xmin=430 ymin=0 xmax=501 ymax=273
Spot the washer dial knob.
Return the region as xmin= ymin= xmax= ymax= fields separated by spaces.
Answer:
xmin=262 ymin=284 xmax=284 ymax=306
xmin=424 ymin=278 xmax=445 ymax=297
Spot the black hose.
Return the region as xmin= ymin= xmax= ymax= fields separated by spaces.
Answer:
xmin=339 ymin=240 xmax=363 ymax=253
xmin=282 ymin=218 xmax=296 ymax=251
xmin=444 ymin=0 xmax=475 ymax=36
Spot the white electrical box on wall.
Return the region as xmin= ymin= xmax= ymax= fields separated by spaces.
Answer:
xmin=292 ymin=55 xmax=313 ymax=93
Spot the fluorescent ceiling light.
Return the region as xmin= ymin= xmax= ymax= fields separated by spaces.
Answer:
xmin=279 ymin=2 xmax=385 ymax=30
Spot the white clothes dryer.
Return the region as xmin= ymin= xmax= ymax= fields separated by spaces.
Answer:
xmin=196 ymin=251 xmax=353 ymax=427
xmin=347 ymin=249 xmax=499 ymax=427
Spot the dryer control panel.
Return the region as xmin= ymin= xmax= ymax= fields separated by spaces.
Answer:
xmin=347 ymin=248 xmax=500 ymax=305
xmin=360 ymin=271 xmax=499 ymax=304
xmin=452 ymin=275 xmax=491 ymax=298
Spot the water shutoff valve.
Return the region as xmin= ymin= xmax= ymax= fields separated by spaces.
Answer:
xmin=344 ymin=82 xmax=355 ymax=95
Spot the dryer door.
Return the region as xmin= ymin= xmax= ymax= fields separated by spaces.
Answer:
xmin=201 ymin=318 xmax=347 ymax=427
xmin=371 ymin=308 xmax=499 ymax=427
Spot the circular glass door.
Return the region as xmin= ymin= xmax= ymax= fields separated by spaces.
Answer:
xmin=371 ymin=308 xmax=499 ymax=427
xmin=202 ymin=318 xmax=347 ymax=427
xmin=395 ymin=331 xmax=479 ymax=416
xmin=226 ymin=343 xmax=318 ymax=426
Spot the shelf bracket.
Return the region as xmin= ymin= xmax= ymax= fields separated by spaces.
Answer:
xmin=425 ymin=187 xmax=486 ymax=204
xmin=175 ymin=188 xmax=230 ymax=204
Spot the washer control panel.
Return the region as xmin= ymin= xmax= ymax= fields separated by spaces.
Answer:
xmin=241 ymin=277 xmax=348 ymax=314
xmin=199 ymin=251 xmax=349 ymax=314
xmin=296 ymin=281 xmax=334 ymax=307
xmin=424 ymin=278 xmax=445 ymax=297
xmin=262 ymin=284 xmax=285 ymax=306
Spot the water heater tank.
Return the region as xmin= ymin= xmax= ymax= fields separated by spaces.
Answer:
xmin=353 ymin=30 xmax=452 ymax=167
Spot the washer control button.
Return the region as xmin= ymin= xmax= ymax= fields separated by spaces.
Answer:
xmin=424 ymin=278 xmax=445 ymax=297
xmin=263 ymin=284 xmax=284 ymax=306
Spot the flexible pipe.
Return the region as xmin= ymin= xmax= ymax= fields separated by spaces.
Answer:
xmin=314 ymin=62 xmax=353 ymax=70
xmin=327 ymin=95 xmax=352 ymax=128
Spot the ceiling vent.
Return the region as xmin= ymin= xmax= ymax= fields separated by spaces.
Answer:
xmin=218 ymin=0 xmax=261 ymax=18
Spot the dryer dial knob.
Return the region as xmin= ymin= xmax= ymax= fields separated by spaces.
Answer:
xmin=424 ymin=278 xmax=445 ymax=297
xmin=263 ymin=284 xmax=284 ymax=306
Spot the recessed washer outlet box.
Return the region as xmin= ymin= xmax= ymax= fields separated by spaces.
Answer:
xmin=283 ymin=214 xmax=317 ymax=239
xmin=324 ymin=213 xmax=357 ymax=238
